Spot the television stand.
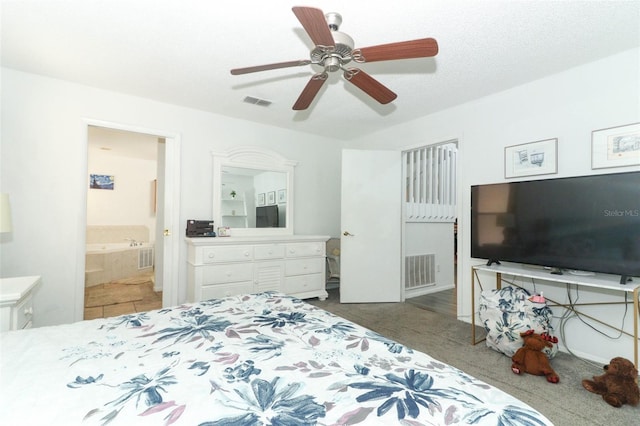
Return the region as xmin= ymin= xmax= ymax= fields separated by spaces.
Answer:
xmin=620 ymin=275 xmax=633 ymax=285
xmin=471 ymin=263 xmax=640 ymax=368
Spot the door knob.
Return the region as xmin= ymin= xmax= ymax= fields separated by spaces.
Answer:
xmin=164 ymin=229 xmax=171 ymax=236
xmin=343 ymin=231 xmax=355 ymax=236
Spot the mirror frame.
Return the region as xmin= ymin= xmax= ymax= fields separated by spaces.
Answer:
xmin=212 ymin=146 xmax=297 ymax=236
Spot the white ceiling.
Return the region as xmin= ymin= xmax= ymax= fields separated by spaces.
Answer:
xmin=2 ymin=1 xmax=639 ymax=141
xmin=88 ymin=125 xmax=159 ymax=161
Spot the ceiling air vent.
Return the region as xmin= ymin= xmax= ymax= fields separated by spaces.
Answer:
xmin=243 ymin=96 xmax=272 ymax=107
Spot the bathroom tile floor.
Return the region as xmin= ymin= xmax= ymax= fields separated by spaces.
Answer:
xmin=84 ymin=274 xmax=162 ymax=320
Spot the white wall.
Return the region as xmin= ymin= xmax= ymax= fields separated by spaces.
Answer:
xmin=0 ymin=68 xmax=343 ymax=326
xmin=349 ymin=48 xmax=640 ymax=364
xmin=87 ymin=145 xmax=157 ymax=239
xmin=404 ymin=222 xmax=455 ymax=294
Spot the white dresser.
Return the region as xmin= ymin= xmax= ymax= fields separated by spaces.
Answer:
xmin=187 ymin=235 xmax=329 ymax=302
xmin=0 ymin=275 xmax=41 ymax=332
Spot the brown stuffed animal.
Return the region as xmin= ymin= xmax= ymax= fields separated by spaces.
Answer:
xmin=511 ymin=330 xmax=559 ymax=383
xmin=582 ymin=357 xmax=640 ymax=407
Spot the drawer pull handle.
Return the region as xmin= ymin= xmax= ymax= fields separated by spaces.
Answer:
xmin=244 ymin=251 xmax=250 ymax=257
xmin=208 ymin=253 xmax=215 ymax=258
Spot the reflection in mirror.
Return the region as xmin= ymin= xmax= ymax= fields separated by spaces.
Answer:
xmin=221 ymin=167 xmax=287 ymax=229
xmin=212 ymin=147 xmax=296 ymax=236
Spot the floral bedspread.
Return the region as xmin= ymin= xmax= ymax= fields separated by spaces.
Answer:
xmin=0 ymin=292 xmax=552 ymax=425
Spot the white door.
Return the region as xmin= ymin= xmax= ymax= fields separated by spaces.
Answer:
xmin=159 ymin=136 xmax=180 ymax=308
xmin=340 ymin=149 xmax=402 ymax=303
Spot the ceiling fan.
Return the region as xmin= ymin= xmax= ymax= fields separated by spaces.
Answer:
xmin=230 ymin=6 xmax=438 ymax=110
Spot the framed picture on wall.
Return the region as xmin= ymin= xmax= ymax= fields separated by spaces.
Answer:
xmin=89 ymin=174 xmax=115 ymax=190
xmin=504 ymin=138 xmax=558 ymax=178
xmin=591 ymin=122 xmax=640 ymax=169
xmin=277 ymin=189 xmax=286 ymax=204
xmin=257 ymin=193 xmax=265 ymax=206
xmin=267 ymin=191 xmax=276 ymax=205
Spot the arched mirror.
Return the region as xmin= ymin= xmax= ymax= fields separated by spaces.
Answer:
xmin=212 ymin=147 xmax=296 ymax=236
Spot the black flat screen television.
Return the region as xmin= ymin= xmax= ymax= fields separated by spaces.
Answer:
xmin=256 ymin=205 xmax=279 ymax=228
xmin=470 ymin=171 xmax=640 ymax=283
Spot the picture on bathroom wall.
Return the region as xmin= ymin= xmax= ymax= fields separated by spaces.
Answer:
xmin=267 ymin=191 xmax=276 ymax=205
xmin=89 ymin=174 xmax=115 ymax=190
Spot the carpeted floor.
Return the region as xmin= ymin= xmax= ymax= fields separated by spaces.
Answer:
xmin=308 ymin=288 xmax=640 ymax=426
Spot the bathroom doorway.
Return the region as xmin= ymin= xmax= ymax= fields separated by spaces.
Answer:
xmin=80 ymin=122 xmax=180 ymax=320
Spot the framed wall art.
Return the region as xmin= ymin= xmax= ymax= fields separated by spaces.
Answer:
xmin=257 ymin=193 xmax=265 ymax=206
xmin=89 ymin=174 xmax=115 ymax=190
xmin=267 ymin=191 xmax=276 ymax=205
xmin=504 ymin=138 xmax=558 ymax=178
xmin=277 ymin=189 xmax=286 ymax=204
xmin=591 ymin=122 xmax=640 ymax=169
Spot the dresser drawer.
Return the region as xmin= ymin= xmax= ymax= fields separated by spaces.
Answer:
xmin=202 ymin=246 xmax=253 ymax=263
xmin=285 ymin=242 xmax=324 ymax=258
xmin=187 ymin=237 xmax=329 ymax=303
xmin=201 ymin=264 xmax=254 ymax=284
xmin=285 ymin=257 xmax=324 ymax=276
xmin=283 ymin=273 xmax=324 ymax=295
xmin=14 ymin=293 xmax=34 ymax=330
xmin=201 ymin=282 xmax=255 ymax=301
xmin=254 ymin=244 xmax=285 ymax=260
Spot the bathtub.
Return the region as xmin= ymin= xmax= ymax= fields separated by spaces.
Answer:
xmin=85 ymin=242 xmax=155 ymax=287
xmin=86 ymin=242 xmax=153 ymax=254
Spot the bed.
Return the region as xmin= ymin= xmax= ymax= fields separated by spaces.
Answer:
xmin=0 ymin=292 xmax=552 ymax=425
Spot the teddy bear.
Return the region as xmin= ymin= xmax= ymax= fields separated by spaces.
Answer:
xmin=511 ymin=330 xmax=559 ymax=383
xmin=582 ymin=357 xmax=640 ymax=407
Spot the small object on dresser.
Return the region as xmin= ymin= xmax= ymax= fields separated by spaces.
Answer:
xmin=217 ymin=226 xmax=231 ymax=237
xmin=186 ymin=220 xmax=216 ymax=237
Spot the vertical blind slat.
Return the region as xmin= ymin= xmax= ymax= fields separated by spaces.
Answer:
xmin=403 ymin=144 xmax=457 ymax=222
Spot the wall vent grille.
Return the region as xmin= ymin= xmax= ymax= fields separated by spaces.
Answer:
xmin=243 ymin=96 xmax=272 ymax=107
xmin=138 ymin=247 xmax=154 ymax=270
xmin=405 ymin=254 xmax=435 ymax=289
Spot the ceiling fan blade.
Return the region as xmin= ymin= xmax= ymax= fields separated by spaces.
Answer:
xmin=356 ymin=38 xmax=438 ymax=63
xmin=292 ymin=73 xmax=328 ymax=110
xmin=231 ymin=60 xmax=312 ymax=75
xmin=292 ymin=6 xmax=335 ymax=48
xmin=344 ymin=69 xmax=397 ymax=104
